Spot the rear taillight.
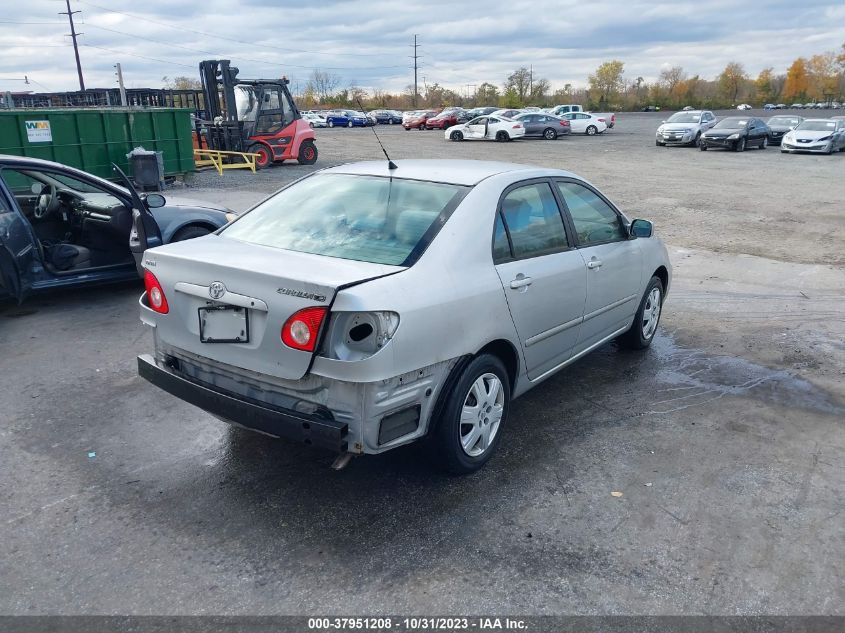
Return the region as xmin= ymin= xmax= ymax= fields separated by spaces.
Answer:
xmin=282 ymin=307 xmax=328 ymax=352
xmin=597 ymin=118 xmax=606 ymax=122
xmin=513 ymin=124 xmax=522 ymax=129
xmin=144 ymin=269 xmax=169 ymax=314
xmin=560 ymin=120 xmax=570 ymax=126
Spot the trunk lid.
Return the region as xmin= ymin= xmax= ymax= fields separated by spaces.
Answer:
xmin=144 ymin=235 xmax=403 ymax=380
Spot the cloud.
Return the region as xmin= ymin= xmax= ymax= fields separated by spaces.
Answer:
xmin=1 ymin=0 xmax=843 ymax=94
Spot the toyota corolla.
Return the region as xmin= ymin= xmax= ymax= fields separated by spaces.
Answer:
xmin=136 ymin=160 xmax=671 ymax=473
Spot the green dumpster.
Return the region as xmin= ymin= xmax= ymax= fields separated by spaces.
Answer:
xmin=0 ymin=108 xmax=195 ymax=180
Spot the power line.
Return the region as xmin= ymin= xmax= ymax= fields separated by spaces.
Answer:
xmin=77 ymin=0 xmax=391 ymax=58
xmin=59 ymin=0 xmax=85 ymax=90
xmin=80 ymin=44 xmax=194 ymax=69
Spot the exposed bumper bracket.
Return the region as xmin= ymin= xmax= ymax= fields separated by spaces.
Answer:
xmin=137 ymin=354 xmax=349 ymax=452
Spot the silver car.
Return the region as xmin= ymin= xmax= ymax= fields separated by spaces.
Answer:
xmin=136 ymin=160 xmax=671 ymax=473
xmin=656 ymin=110 xmax=717 ymax=146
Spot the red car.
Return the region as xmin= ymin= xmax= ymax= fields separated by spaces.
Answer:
xmin=424 ymin=108 xmax=467 ymax=130
xmin=403 ymin=110 xmax=439 ymax=130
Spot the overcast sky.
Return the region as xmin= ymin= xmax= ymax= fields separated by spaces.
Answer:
xmin=2 ymin=0 xmax=844 ymax=96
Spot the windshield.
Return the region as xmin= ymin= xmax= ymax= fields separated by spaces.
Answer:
xmin=714 ymin=118 xmax=747 ymax=129
xmin=796 ymin=120 xmax=837 ymax=132
xmin=221 ymin=173 xmax=469 ymax=266
xmin=768 ymin=116 xmax=800 ymax=126
xmin=666 ymin=112 xmax=700 ymax=123
xmin=234 ymin=85 xmax=258 ymax=122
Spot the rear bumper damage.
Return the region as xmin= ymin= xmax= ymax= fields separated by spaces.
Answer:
xmin=138 ymin=354 xmax=350 ymax=452
xmin=138 ymin=341 xmax=459 ymax=455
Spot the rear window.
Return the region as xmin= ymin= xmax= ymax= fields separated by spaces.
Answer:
xmin=221 ymin=173 xmax=469 ymax=266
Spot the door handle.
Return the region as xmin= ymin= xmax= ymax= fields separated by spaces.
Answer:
xmin=586 ymin=259 xmax=603 ymax=269
xmin=509 ymin=276 xmax=533 ymax=289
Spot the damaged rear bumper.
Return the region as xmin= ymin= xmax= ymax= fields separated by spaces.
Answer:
xmin=137 ymin=354 xmax=349 ymax=452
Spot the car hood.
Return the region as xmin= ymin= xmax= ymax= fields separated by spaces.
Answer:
xmin=705 ymin=128 xmax=744 ymax=136
xmin=660 ymin=123 xmax=699 ymax=131
xmin=162 ymin=196 xmax=230 ymax=213
xmin=768 ymin=125 xmax=794 ymax=132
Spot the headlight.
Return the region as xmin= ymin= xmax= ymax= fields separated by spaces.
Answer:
xmin=657 ymin=126 xmax=664 ymax=133
xmin=727 ymin=133 xmax=739 ymax=140
xmin=225 ymin=212 xmax=238 ymax=223
xmin=817 ymin=135 xmax=832 ymax=142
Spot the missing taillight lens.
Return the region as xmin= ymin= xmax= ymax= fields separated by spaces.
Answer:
xmin=281 ymin=307 xmax=328 ymax=352
xmin=144 ymin=269 xmax=169 ymax=314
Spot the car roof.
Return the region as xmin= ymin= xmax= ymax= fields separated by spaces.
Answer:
xmin=322 ymin=159 xmax=577 ymax=186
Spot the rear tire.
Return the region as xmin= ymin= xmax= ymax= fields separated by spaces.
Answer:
xmin=543 ymin=128 xmax=557 ymax=140
xmin=618 ymin=276 xmax=664 ymax=350
xmin=172 ymin=225 xmax=212 ymax=242
xmin=433 ymin=354 xmax=510 ymax=475
xmin=347 ymin=121 xmax=353 ymax=128
xmin=450 ymin=130 xmax=464 ymax=141
xmin=495 ymin=131 xmax=509 ymax=142
xmin=297 ymin=140 xmax=318 ymax=165
xmin=586 ymin=125 xmax=598 ymax=135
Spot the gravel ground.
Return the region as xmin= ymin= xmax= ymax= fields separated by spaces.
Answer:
xmin=1 ymin=108 xmax=843 ymax=616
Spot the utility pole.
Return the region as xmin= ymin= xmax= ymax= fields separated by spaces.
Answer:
xmin=410 ymin=34 xmax=420 ymax=107
xmin=114 ymin=63 xmax=127 ymax=106
xmin=60 ymin=0 xmax=85 ymax=91
xmin=529 ymin=64 xmax=533 ymax=99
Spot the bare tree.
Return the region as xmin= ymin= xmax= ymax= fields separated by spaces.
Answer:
xmin=307 ymin=69 xmax=341 ymax=103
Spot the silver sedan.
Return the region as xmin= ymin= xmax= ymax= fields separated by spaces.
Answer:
xmin=135 ymin=160 xmax=671 ymax=474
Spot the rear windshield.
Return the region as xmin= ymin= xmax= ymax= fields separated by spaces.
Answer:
xmin=221 ymin=173 xmax=469 ymax=266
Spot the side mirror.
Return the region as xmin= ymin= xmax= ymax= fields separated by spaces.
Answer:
xmin=144 ymin=193 xmax=166 ymax=209
xmin=630 ymin=219 xmax=653 ymax=238
xmin=661 ymin=120 xmax=666 ymax=124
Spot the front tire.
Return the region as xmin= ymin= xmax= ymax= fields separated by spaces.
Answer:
xmin=760 ymin=136 xmax=768 ymax=149
xmin=618 ymin=276 xmax=664 ymax=350
xmin=543 ymin=128 xmax=557 ymax=140
xmin=347 ymin=121 xmax=353 ymax=128
xmin=450 ymin=130 xmax=464 ymax=141
xmin=433 ymin=354 xmax=510 ymax=474
xmin=699 ymin=142 xmax=707 ymax=151
xmin=735 ymin=137 xmax=746 ymax=152
xmin=691 ymin=132 xmax=701 ymax=147
xmin=586 ymin=125 xmax=598 ymax=136
xmin=250 ymin=144 xmax=272 ymax=169
xmin=172 ymin=225 xmax=211 ymax=242
xmin=327 ymin=120 xmax=334 ymax=128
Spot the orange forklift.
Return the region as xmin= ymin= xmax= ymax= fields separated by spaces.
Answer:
xmin=196 ymin=59 xmax=317 ymax=168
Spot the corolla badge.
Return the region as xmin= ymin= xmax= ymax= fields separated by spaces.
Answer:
xmin=209 ymin=281 xmax=227 ymax=300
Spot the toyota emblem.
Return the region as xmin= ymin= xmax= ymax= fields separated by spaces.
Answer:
xmin=209 ymin=281 xmax=226 ymax=300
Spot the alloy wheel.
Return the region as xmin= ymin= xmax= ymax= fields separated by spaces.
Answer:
xmin=459 ymin=373 xmax=505 ymax=457
xmin=641 ymin=287 xmax=662 ymax=340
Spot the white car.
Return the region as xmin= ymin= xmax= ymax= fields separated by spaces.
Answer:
xmin=558 ymin=112 xmax=608 ymax=135
xmin=780 ymin=118 xmax=845 ymax=154
xmin=303 ymin=112 xmax=327 ymax=128
xmin=446 ymin=116 xmax=526 ymax=142
xmin=737 ymin=104 xmax=752 ymax=111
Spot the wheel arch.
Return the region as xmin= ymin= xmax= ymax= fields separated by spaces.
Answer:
xmin=653 ymin=265 xmax=670 ymax=296
xmin=476 ymin=338 xmax=520 ymax=391
xmin=163 ymin=219 xmax=219 ymax=243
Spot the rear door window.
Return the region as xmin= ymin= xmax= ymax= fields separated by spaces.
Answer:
xmin=494 ymin=182 xmax=569 ymax=261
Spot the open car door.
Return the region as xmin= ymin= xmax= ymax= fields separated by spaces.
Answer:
xmin=113 ymin=165 xmax=163 ymax=276
xmin=0 ymin=181 xmax=39 ymax=302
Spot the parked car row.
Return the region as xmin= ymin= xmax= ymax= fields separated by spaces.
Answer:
xmin=655 ymin=110 xmax=845 ymax=154
xmin=764 ymin=102 xmax=842 ymax=110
